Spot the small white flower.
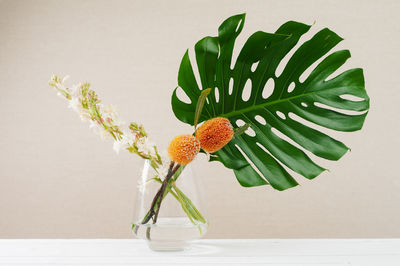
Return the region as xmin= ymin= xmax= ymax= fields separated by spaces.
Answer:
xmin=79 ymin=111 xmax=91 ymax=122
xmin=88 ymin=120 xmax=109 ymax=139
xmin=62 ymin=75 xmax=70 ymax=83
xmin=156 ymin=151 xmax=171 ymax=181
xmin=113 ymin=131 xmax=135 ymax=154
xmin=156 ymin=165 xmax=169 ymax=181
xmin=67 ymin=97 xmax=81 ymax=113
xmin=69 ymin=84 xmax=81 ymax=98
xmin=136 ymin=137 xmax=156 ymax=156
xmin=97 ymin=103 xmax=105 ymax=111
xmin=123 ymin=132 xmax=135 ymax=146
xmin=99 ymin=129 xmax=110 ymax=140
xmin=89 ymin=119 xmax=99 ymax=130
xmin=98 ymin=104 xmax=125 ymax=128
xmin=57 ymin=82 xmax=66 ymax=92
xmin=103 ymin=104 xmax=118 ymax=119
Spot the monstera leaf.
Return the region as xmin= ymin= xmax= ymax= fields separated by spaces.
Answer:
xmin=171 ymin=14 xmax=369 ymax=190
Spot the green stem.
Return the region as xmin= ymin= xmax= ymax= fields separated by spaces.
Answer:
xmin=153 ymin=179 xmax=199 ymax=225
xmin=171 ymin=183 xmax=206 ymax=224
xmin=133 ymin=164 xmax=206 ymax=237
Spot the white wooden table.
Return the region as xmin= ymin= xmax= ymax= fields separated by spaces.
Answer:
xmin=0 ymin=239 xmax=399 ymax=265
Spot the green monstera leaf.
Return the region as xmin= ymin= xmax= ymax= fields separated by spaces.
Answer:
xmin=171 ymin=14 xmax=369 ymax=191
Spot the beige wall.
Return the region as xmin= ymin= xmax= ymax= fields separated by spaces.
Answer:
xmin=0 ymin=0 xmax=399 ymax=238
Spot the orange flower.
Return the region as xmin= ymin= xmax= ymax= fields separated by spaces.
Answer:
xmin=196 ymin=117 xmax=234 ymax=153
xmin=168 ymin=134 xmax=201 ymax=165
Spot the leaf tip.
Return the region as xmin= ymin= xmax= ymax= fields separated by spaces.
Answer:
xmin=322 ymin=168 xmax=330 ymax=174
xmin=312 ymin=20 xmax=316 ymax=27
xmin=236 ymin=12 xmax=246 ymax=20
xmin=203 ymin=87 xmax=212 ymax=94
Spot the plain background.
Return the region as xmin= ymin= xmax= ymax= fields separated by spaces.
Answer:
xmin=0 ymin=0 xmax=399 ymax=238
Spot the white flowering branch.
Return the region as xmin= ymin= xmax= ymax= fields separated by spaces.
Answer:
xmin=49 ymin=75 xmax=206 ymax=238
xmin=48 ymin=75 xmax=170 ymax=181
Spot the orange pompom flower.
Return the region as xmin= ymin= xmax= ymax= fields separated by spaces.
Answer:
xmin=196 ymin=117 xmax=234 ymax=153
xmin=168 ymin=134 xmax=201 ymax=165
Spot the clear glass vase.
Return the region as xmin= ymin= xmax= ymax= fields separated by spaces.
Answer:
xmin=132 ymin=159 xmax=208 ymax=251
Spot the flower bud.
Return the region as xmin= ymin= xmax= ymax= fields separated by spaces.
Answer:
xmin=168 ymin=134 xmax=201 ymax=165
xmin=196 ymin=117 xmax=234 ymax=153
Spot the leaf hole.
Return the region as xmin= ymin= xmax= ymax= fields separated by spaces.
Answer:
xmin=228 ymin=78 xmax=234 ymax=95
xmin=275 ymin=54 xmax=289 ymax=78
xmin=275 ymin=45 xmax=298 ymax=78
xmin=241 ymin=79 xmax=252 ymax=101
xmin=176 ymin=87 xmax=191 ymax=104
xmin=287 ymin=82 xmax=295 ymax=93
xmin=235 ymin=19 xmax=243 ymax=33
xmin=301 ymin=102 xmax=308 ymax=108
xmin=236 ymin=119 xmax=246 ymax=127
xmin=299 ymin=65 xmax=314 ymax=83
xmin=255 ymin=141 xmax=303 ymax=180
xmin=271 ymin=127 xmax=301 ymax=149
xmin=234 ymin=144 xmax=268 ymax=183
xmin=313 ymin=102 xmax=363 ymax=115
xmin=340 ymin=94 xmax=365 ymax=102
xmin=287 ymin=112 xmax=342 ymax=137
xmin=188 ymin=49 xmax=202 ymax=92
xmin=262 ymin=78 xmax=274 ymax=99
xmin=270 ymin=127 xmax=318 ymax=161
xmin=324 ymin=62 xmax=348 ymax=82
xmin=214 ymin=87 xmax=220 ymax=102
xmin=245 ymin=126 xmax=256 ymax=137
xmin=298 ymin=53 xmax=329 ymax=83
xmin=275 ymin=25 xmax=320 ymax=78
xmin=276 ymin=111 xmax=286 ymax=120
xmin=251 ymin=61 xmax=259 ymax=72
xmin=254 ymin=115 xmax=266 ymax=125
xmin=256 ymin=142 xmax=269 ymax=153
xmin=271 ymin=127 xmax=285 ymax=138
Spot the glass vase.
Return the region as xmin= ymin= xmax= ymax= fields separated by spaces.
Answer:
xmin=132 ymin=159 xmax=208 ymax=251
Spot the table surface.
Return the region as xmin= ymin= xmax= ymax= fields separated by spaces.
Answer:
xmin=0 ymin=239 xmax=399 ymax=266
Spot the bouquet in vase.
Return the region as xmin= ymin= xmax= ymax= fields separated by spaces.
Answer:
xmin=49 ymin=13 xmax=370 ymax=251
